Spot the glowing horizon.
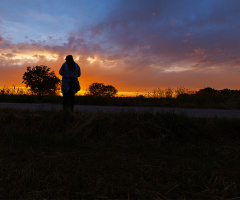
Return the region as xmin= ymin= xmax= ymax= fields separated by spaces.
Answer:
xmin=0 ymin=85 xmax=196 ymax=98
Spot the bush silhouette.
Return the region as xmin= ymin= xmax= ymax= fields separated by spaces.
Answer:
xmin=196 ymin=87 xmax=218 ymax=95
xmin=22 ymin=65 xmax=60 ymax=95
xmin=88 ymin=82 xmax=118 ymax=97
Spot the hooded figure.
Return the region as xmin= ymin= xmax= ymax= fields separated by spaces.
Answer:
xmin=59 ymin=55 xmax=81 ymax=110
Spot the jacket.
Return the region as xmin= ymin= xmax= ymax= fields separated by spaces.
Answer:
xmin=59 ymin=62 xmax=81 ymax=93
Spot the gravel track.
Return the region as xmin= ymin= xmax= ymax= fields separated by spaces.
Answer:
xmin=1 ymin=102 xmax=240 ymax=118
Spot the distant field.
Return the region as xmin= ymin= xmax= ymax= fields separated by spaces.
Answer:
xmin=1 ymin=108 xmax=240 ymax=199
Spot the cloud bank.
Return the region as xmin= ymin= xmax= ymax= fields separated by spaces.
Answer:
xmin=1 ymin=0 xmax=240 ymax=91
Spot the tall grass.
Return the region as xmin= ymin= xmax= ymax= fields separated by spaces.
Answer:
xmin=0 ymin=85 xmax=31 ymax=95
xmin=1 ymin=108 xmax=240 ymax=199
xmin=145 ymin=86 xmax=195 ymax=98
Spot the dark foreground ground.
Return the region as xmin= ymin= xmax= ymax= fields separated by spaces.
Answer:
xmin=0 ymin=108 xmax=240 ymax=199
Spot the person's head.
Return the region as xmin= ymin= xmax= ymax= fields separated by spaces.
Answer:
xmin=65 ymin=55 xmax=74 ymax=63
xmin=65 ymin=55 xmax=75 ymax=71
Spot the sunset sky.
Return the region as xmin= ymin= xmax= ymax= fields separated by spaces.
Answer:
xmin=1 ymin=0 xmax=240 ymax=92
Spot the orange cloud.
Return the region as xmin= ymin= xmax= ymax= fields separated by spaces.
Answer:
xmin=185 ymin=32 xmax=194 ymax=37
xmin=193 ymin=48 xmax=205 ymax=56
xmin=137 ymin=45 xmax=151 ymax=51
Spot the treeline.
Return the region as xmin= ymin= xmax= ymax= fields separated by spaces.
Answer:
xmin=192 ymin=87 xmax=240 ymax=96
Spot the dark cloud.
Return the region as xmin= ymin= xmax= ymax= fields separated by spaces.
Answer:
xmin=78 ymin=0 xmax=240 ymax=71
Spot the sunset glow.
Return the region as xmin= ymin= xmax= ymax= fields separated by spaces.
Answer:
xmin=87 ymin=57 xmax=96 ymax=64
xmin=1 ymin=53 xmax=58 ymax=62
xmin=1 ymin=0 xmax=240 ymax=93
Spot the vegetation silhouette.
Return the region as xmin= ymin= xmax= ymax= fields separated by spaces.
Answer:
xmin=195 ymin=87 xmax=240 ymax=96
xmin=1 ymin=86 xmax=240 ymax=109
xmin=22 ymin=65 xmax=60 ymax=95
xmin=88 ymin=82 xmax=118 ymax=97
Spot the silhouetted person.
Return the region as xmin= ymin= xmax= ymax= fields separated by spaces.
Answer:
xmin=59 ymin=55 xmax=81 ymax=110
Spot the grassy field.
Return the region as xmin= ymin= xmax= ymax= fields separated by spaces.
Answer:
xmin=1 ymin=108 xmax=240 ymax=199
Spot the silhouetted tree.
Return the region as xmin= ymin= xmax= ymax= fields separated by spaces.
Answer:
xmin=196 ymin=87 xmax=218 ymax=95
xmin=104 ymin=85 xmax=118 ymax=97
xmin=22 ymin=65 xmax=60 ymax=95
xmin=88 ymin=82 xmax=118 ymax=97
xmin=219 ymin=88 xmax=240 ymax=96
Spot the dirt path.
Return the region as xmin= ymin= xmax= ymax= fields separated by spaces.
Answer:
xmin=1 ymin=102 xmax=240 ymax=118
